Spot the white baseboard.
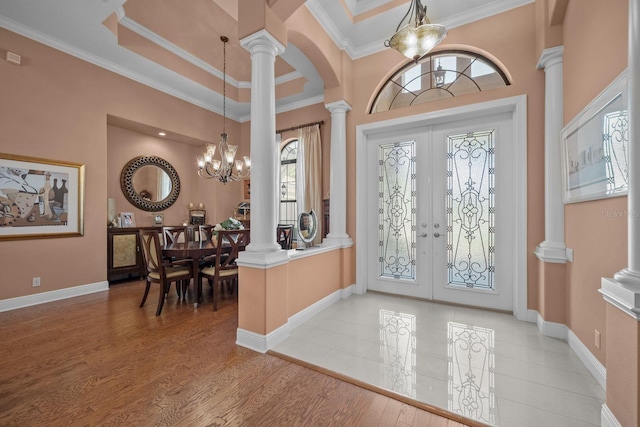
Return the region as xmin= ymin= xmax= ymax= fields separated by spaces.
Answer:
xmin=568 ymin=329 xmax=606 ymax=390
xmin=528 ymin=310 xmax=606 ymax=392
xmin=601 ymin=404 xmax=622 ymax=427
xmin=0 ymin=281 xmax=109 ymax=312
xmin=236 ymin=324 xmax=290 ymax=354
xmin=237 ymin=284 xmax=355 ymax=353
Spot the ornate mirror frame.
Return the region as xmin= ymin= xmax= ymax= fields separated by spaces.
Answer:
xmin=297 ymin=209 xmax=318 ymax=245
xmin=120 ymin=155 xmax=180 ymax=212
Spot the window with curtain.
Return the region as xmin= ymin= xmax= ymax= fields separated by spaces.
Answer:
xmin=280 ymin=139 xmax=298 ymax=227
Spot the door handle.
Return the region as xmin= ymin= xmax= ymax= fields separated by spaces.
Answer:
xmin=433 ymin=232 xmax=441 ymax=238
xmin=420 ymin=233 xmax=428 ymax=238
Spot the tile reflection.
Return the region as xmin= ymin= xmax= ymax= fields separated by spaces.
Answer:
xmin=447 ymin=321 xmax=495 ymax=425
xmin=379 ymin=309 xmax=416 ymax=398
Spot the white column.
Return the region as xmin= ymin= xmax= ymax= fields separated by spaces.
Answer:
xmin=323 ymin=100 xmax=353 ymax=247
xmin=601 ymin=0 xmax=640 ymax=315
xmin=534 ymin=46 xmax=568 ymax=263
xmin=238 ymin=30 xmax=287 ymax=267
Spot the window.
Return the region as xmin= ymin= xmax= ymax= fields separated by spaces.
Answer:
xmin=280 ymin=139 xmax=298 ymax=227
xmin=370 ymin=50 xmax=510 ymax=113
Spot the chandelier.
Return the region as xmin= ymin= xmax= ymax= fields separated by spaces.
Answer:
xmin=197 ymin=36 xmax=250 ymax=183
xmin=385 ymin=0 xmax=447 ymax=62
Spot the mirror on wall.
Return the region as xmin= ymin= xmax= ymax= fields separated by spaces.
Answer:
xmin=297 ymin=209 xmax=318 ymax=246
xmin=120 ymin=155 xmax=180 ymax=212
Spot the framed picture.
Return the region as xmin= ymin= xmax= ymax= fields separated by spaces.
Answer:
xmin=562 ymin=71 xmax=628 ymax=203
xmin=0 ymin=153 xmax=84 ymax=240
xmin=120 ymin=212 xmax=136 ymax=228
xmin=152 ymin=213 xmax=164 ymax=226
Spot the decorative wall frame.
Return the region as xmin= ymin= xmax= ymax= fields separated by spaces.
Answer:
xmin=0 ymin=153 xmax=85 ymax=240
xmin=120 ymin=212 xmax=135 ymax=228
xmin=152 ymin=213 xmax=164 ymax=226
xmin=562 ymin=71 xmax=628 ymax=203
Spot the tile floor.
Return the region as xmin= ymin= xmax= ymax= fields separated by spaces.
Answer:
xmin=272 ymin=292 xmax=604 ymax=427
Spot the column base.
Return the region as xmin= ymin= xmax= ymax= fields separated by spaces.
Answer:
xmin=534 ymin=241 xmax=569 ymax=263
xmin=600 ymin=276 xmax=640 ymax=320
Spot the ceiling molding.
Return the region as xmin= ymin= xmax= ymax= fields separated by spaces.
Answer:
xmin=240 ymin=94 xmax=325 ymax=122
xmin=119 ymin=16 xmax=241 ymax=88
xmin=308 ymin=0 xmax=535 ymax=60
xmin=0 ymin=14 xmax=250 ymax=122
xmin=439 ymin=0 xmax=534 ymax=30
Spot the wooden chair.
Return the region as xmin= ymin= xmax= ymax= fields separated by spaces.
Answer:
xmin=198 ymin=229 xmax=250 ymax=311
xmin=198 ymin=225 xmax=218 ymax=268
xmin=163 ymin=226 xmax=192 ymax=244
xmin=138 ymin=229 xmax=192 ymax=315
xmin=277 ymin=224 xmax=293 ymax=250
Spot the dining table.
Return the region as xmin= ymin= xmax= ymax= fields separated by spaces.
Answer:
xmin=162 ymin=240 xmax=217 ymax=308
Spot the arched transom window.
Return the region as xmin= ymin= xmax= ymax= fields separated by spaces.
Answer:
xmin=370 ymin=50 xmax=510 ymax=113
xmin=279 ymin=139 xmax=298 ymax=227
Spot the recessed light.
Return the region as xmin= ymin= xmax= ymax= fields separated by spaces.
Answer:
xmin=158 ymin=132 xmax=166 ymax=136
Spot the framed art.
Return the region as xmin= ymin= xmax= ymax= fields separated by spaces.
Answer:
xmin=562 ymin=71 xmax=628 ymax=203
xmin=152 ymin=213 xmax=164 ymax=226
xmin=0 ymin=153 xmax=85 ymax=240
xmin=120 ymin=212 xmax=136 ymax=228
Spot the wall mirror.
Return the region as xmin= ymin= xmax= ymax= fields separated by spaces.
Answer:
xmin=120 ymin=155 xmax=181 ymax=212
xmin=297 ymin=209 xmax=318 ymax=246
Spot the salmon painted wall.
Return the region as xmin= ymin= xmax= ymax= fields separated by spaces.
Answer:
xmin=562 ymin=0 xmax=628 ymax=364
xmin=348 ymin=4 xmax=545 ymax=308
xmin=106 ymin=126 xmax=243 ymax=227
xmin=0 ymin=28 xmax=244 ymax=301
xmin=287 ymin=250 xmax=341 ymax=315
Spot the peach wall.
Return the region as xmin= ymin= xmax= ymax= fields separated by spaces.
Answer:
xmin=238 ymin=264 xmax=288 ymax=335
xmin=537 ymin=261 xmax=566 ymax=324
xmin=106 ymin=126 xmax=242 ymax=227
xmin=349 ymin=4 xmax=545 ymax=310
xmin=562 ymin=0 xmax=629 ymax=365
xmin=606 ymin=304 xmax=640 ymax=427
xmin=0 ymin=28 xmax=244 ymax=301
xmin=287 ymin=250 xmax=341 ymax=315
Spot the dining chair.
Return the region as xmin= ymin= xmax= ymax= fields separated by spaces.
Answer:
xmin=198 ymin=225 xmax=218 ymax=268
xmin=138 ymin=229 xmax=192 ymax=315
xmin=198 ymin=229 xmax=250 ymax=311
xmin=163 ymin=226 xmax=189 ymax=244
xmin=277 ymin=224 xmax=293 ymax=250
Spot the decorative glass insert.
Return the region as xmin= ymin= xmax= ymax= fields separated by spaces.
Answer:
xmin=379 ymin=310 xmax=416 ymax=398
xmin=603 ymin=110 xmax=629 ymax=193
xmin=378 ymin=141 xmax=416 ymax=280
xmin=370 ymin=50 xmax=510 ymax=113
xmin=280 ymin=140 xmax=298 ymax=227
xmin=446 ymin=130 xmax=495 ymax=291
xmin=448 ymin=322 xmax=495 ymax=424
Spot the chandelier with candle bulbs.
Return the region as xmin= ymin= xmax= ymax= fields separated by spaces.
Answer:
xmin=197 ymin=36 xmax=250 ymax=183
xmin=385 ymin=0 xmax=447 ymax=62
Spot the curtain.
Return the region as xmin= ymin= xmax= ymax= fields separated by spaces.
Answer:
xmin=297 ymin=124 xmax=322 ymax=245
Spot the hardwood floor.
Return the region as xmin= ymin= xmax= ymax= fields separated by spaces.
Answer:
xmin=0 ymin=280 xmax=474 ymax=426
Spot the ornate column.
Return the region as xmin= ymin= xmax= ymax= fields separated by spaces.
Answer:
xmin=600 ymin=1 xmax=640 ymax=425
xmin=535 ymin=46 xmax=567 ymax=263
xmin=239 ymin=30 xmax=287 ymax=263
xmin=324 ymin=100 xmax=353 ymax=247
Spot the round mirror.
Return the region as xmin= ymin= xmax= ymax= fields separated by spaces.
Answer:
xmin=120 ymin=155 xmax=180 ymax=212
xmin=297 ymin=209 xmax=318 ymax=244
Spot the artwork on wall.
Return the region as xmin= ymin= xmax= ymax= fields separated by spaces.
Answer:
xmin=0 ymin=153 xmax=84 ymax=240
xmin=562 ymin=71 xmax=628 ymax=203
xmin=120 ymin=212 xmax=135 ymax=228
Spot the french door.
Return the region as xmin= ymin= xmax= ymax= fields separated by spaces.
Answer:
xmin=366 ymin=113 xmax=515 ymax=311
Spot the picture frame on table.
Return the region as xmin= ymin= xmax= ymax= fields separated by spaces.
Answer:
xmin=0 ymin=153 xmax=85 ymax=241
xmin=152 ymin=213 xmax=164 ymax=226
xmin=120 ymin=212 xmax=136 ymax=228
xmin=562 ymin=71 xmax=629 ymax=204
